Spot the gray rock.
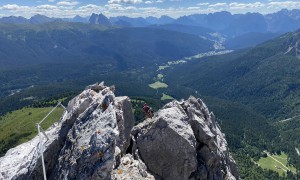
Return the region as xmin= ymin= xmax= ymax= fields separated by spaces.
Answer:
xmin=111 ymin=154 xmax=154 ymax=180
xmin=55 ymin=103 xmax=119 ymax=179
xmin=53 ymin=85 xmax=134 ymax=179
xmin=115 ymin=96 xmax=135 ymax=154
xmin=131 ymin=96 xmax=239 ymax=180
xmin=0 ymin=121 xmax=63 ymax=180
xmin=0 ymin=84 xmax=239 ymax=180
xmin=132 ymin=106 xmax=198 ymax=180
xmin=0 ymin=82 xmax=135 ymax=180
xmin=85 ymin=82 xmax=106 ymax=92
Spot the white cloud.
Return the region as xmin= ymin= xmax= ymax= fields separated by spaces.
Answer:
xmin=0 ymin=3 xmax=105 ymax=18
xmin=229 ymin=2 xmax=265 ymax=10
xmin=1 ymin=4 xmax=30 ymax=11
xmin=268 ymin=1 xmax=300 ymax=9
xmin=209 ymin=3 xmax=227 ymax=7
xmin=36 ymin=5 xmax=58 ymax=10
xmin=105 ymin=3 xmax=124 ymax=10
xmin=197 ymin=3 xmax=209 ymax=6
xmin=108 ymin=0 xmax=143 ymax=4
xmin=125 ymin=6 xmax=137 ymax=10
xmin=187 ymin=6 xmax=201 ymax=10
xmin=57 ymin=1 xmax=79 ymax=6
xmin=78 ymin=4 xmax=101 ymax=10
xmin=145 ymin=1 xmax=152 ymax=4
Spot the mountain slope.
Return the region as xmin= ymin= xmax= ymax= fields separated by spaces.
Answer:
xmin=0 ymin=21 xmax=214 ymax=115
xmin=266 ymin=9 xmax=300 ymax=33
xmin=149 ymin=24 xmax=216 ymax=40
xmin=224 ymin=32 xmax=279 ymax=49
xmin=162 ymin=28 xmax=300 ymax=178
xmin=165 ymin=29 xmax=300 ymax=119
xmin=0 ymin=22 xmax=213 ymax=69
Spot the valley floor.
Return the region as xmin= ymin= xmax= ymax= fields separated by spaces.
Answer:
xmin=257 ymin=151 xmax=296 ymax=176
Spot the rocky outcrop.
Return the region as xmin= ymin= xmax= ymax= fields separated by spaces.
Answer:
xmin=111 ymin=154 xmax=154 ymax=179
xmin=0 ymin=82 xmax=239 ymax=180
xmin=0 ymin=82 xmax=135 ymax=180
xmin=0 ymin=121 xmax=62 ymax=180
xmin=131 ymin=97 xmax=239 ymax=180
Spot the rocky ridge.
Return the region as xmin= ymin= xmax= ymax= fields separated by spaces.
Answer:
xmin=0 ymin=82 xmax=239 ymax=180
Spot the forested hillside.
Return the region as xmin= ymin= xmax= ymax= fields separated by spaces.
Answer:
xmin=0 ymin=22 xmax=214 ymax=115
xmin=166 ymin=29 xmax=300 ymax=119
xmin=162 ymin=29 xmax=300 ymax=178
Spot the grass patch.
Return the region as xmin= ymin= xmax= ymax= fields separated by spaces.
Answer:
xmin=131 ymin=99 xmax=145 ymax=104
xmin=0 ymin=107 xmax=64 ymax=156
xmin=149 ymin=81 xmax=168 ymax=89
xmin=158 ymin=65 xmax=169 ymax=70
xmin=167 ymin=60 xmax=186 ymax=65
xmin=257 ymin=152 xmax=297 ymax=176
xmin=157 ymin=74 xmax=164 ymax=80
xmin=45 ymin=97 xmax=67 ymax=105
xmin=161 ymin=93 xmax=174 ymax=100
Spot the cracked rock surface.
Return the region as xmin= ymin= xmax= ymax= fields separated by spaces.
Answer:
xmin=131 ymin=97 xmax=239 ymax=180
xmin=0 ymin=83 xmax=239 ymax=180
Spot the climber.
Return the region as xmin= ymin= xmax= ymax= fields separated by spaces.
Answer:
xmin=143 ymin=103 xmax=153 ymax=119
xmin=101 ymin=94 xmax=114 ymax=111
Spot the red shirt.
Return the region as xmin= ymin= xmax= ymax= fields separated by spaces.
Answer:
xmin=143 ymin=105 xmax=150 ymax=112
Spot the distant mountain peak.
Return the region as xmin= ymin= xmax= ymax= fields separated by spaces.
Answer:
xmin=0 ymin=16 xmax=28 ymax=24
xmin=89 ymin=13 xmax=111 ymax=26
xmin=31 ymin=14 xmax=48 ymax=18
xmin=30 ymin=14 xmax=53 ymax=24
xmin=72 ymin=15 xmax=88 ymax=23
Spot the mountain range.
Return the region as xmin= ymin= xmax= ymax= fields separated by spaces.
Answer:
xmin=0 ymin=21 xmax=214 ymax=115
xmin=0 ymin=14 xmax=89 ymax=24
xmin=1 ymin=9 xmax=300 ymax=38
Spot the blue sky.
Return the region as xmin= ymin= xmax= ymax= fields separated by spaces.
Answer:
xmin=0 ymin=0 xmax=299 ymax=18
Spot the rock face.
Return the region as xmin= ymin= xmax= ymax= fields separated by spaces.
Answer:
xmin=131 ymin=97 xmax=239 ymax=180
xmin=0 ymin=82 xmax=135 ymax=180
xmin=0 ymin=82 xmax=239 ymax=180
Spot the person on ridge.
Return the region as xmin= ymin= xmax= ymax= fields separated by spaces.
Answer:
xmin=143 ymin=103 xmax=153 ymax=119
xmin=101 ymin=94 xmax=114 ymax=111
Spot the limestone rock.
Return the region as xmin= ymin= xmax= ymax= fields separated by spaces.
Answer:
xmin=131 ymin=96 xmax=239 ymax=180
xmin=0 ymin=83 xmax=239 ymax=180
xmin=115 ymin=96 xmax=135 ymax=154
xmin=0 ymin=121 xmax=63 ymax=180
xmin=0 ymin=83 xmax=135 ymax=180
xmin=53 ymin=85 xmax=135 ymax=179
xmin=131 ymin=106 xmax=198 ymax=180
xmin=111 ymin=154 xmax=154 ymax=180
xmin=55 ymin=103 xmax=119 ymax=179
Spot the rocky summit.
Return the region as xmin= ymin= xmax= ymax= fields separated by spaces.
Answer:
xmin=0 ymin=82 xmax=239 ymax=180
